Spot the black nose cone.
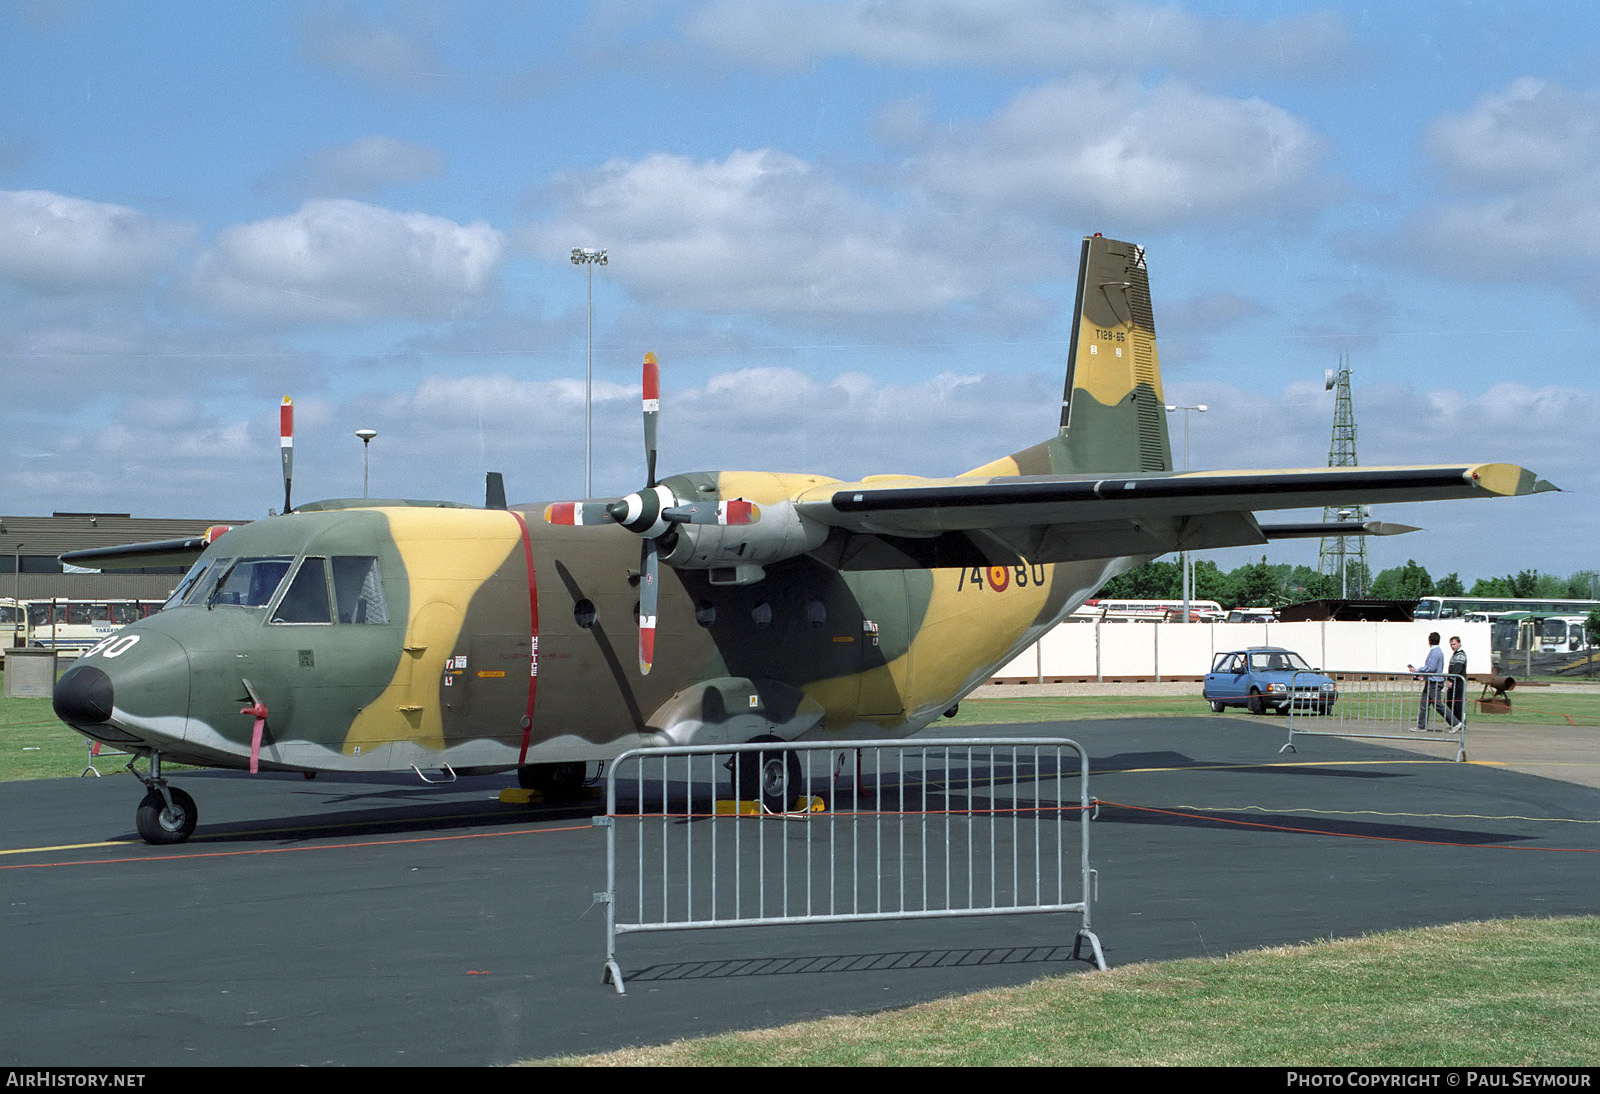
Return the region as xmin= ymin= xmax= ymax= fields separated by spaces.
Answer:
xmin=54 ymin=664 xmax=114 ymax=727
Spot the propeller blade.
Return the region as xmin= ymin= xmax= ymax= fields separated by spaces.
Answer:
xmin=543 ymin=501 xmax=614 ymax=526
xmin=661 ymin=498 xmax=762 ymax=526
xmin=639 ymin=538 xmax=658 ymax=676
xmin=240 ymin=678 xmax=269 ymax=775
xmin=280 ymin=396 xmax=294 ymax=513
xmin=642 ymin=352 xmax=659 ymax=488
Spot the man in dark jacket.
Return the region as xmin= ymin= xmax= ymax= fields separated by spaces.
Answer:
xmin=1447 ymin=635 xmax=1468 ymax=728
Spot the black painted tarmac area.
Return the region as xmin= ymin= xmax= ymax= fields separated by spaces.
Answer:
xmin=2 ymin=717 xmax=1596 ymax=1066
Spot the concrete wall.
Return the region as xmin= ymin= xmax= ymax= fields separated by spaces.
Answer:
xmin=992 ymin=621 xmax=1491 ymax=681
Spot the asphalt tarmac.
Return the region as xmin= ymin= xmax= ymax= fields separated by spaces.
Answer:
xmin=3 ymin=716 xmax=1596 ymax=1066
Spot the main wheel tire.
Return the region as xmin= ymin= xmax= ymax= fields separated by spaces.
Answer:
xmin=737 ymin=736 xmax=802 ymax=813
xmin=1209 ymin=699 xmax=1225 ymax=713
xmin=135 ymin=786 xmax=197 ymax=845
xmin=1247 ymin=690 xmax=1264 ymax=716
xmin=517 ymin=762 xmax=586 ymax=795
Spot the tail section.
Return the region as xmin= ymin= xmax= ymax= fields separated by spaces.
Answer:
xmin=965 ymin=235 xmax=1172 ymax=477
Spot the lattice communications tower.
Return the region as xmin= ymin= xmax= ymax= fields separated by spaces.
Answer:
xmin=1318 ymin=356 xmax=1369 ymax=596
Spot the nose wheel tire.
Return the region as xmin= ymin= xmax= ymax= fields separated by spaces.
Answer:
xmin=136 ymin=787 xmax=197 ymax=845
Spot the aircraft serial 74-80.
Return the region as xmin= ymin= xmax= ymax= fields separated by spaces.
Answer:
xmin=53 ymin=235 xmax=1555 ymax=844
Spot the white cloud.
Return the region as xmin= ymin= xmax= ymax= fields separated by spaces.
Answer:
xmin=300 ymin=12 xmax=445 ymax=90
xmin=1408 ymin=80 xmax=1600 ymax=291
xmin=523 ymin=149 xmax=987 ymax=321
xmin=1425 ymin=78 xmax=1600 ymax=189
xmin=910 ymin=78 xmax=1326 ymax=230
xmin=192 ymin=199 xmax=505 ymax=324
xmin=280 ymin=135 xmax=446 ymax=198
xmin=682 ymin=0 xmax=1348 ymax=75
xmin=0 ymin=190 xmax=190 ymax=293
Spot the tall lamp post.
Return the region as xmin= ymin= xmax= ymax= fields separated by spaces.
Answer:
xmin=571 ymin=247 xmax=608 ymax=498
xmin=1163 ymin=404 xmax=1208 ymax=621
xmin=355 ymin=429 xmax=377 ymax=498
xmin=10 ymin=542 xmax=21 ymax=647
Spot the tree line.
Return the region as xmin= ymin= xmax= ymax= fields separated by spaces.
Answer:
xmin=1098 ymin=558 xmax=1600 ymax=613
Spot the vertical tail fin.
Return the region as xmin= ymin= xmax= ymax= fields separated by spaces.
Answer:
xmin=964 ymin=235 xmax=1172 ymax=477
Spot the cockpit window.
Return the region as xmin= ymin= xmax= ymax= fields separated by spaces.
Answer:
xmin=331 ymin=556 xmax=390 ymax=624
xmin=208 ymin=557 xmax=293 ymax=609
xmin=163 ymin=559 xmax=208 ymax=609
xmin=166 ymin=557 xmax=234 ymax=609
xmin=271 ymin=558 xmax=332 ymax=624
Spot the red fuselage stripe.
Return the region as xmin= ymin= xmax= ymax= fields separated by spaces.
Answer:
xmin=508 ymin=510 xmax=539 ymax=764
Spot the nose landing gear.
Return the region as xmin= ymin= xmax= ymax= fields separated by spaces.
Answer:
xmin=129 ymin=752 xmax=198 ymax=845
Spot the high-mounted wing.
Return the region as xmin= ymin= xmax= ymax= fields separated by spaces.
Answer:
xmin=793 ymin=463 xmax=1554 ymax=570
xmin=59 ymin=526 xmax=234 ymax=572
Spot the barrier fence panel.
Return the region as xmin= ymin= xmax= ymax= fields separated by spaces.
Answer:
xmin=1284 ymin=672 xmax=1468 ymax=761
xmin=596 ymin=738 xmax=1103 ymax=994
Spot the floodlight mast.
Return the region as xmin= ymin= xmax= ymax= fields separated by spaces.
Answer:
xmin=355 ymin=429 xmax=378 ymax=498
xmin=1164 ymin=404 xmax=1208 ymax=621
xmin=571 ymin=247 xmax=609 ymax=499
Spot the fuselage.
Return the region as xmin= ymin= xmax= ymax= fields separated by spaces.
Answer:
xmin=53 ymin=483 xmax=1134 ymax=777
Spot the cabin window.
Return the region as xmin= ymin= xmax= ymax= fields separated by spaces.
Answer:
xmin=209 ymin=557 xmax=293 ymax=609
xmin=807 ymin=599 xmax=826 ymax=627
xmin=695 ymin=600 xmax=716 ymax=627
xmin=574 ymin=598 xmax=597 ymax=629
xmin=331 ymin=556 xmax=390 ymax=624
xmin=272 ymin=558 xmax=333 ymax=624
xmin=751 ymin=601 xmax=772 ymax=626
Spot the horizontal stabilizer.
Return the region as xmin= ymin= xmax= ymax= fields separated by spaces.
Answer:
xmin=1260 ymin=520 xmax=1421 ymax=540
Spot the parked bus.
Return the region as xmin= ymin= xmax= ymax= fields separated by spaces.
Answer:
xmin=1 ymin=598 xmax=23 ymax=648
xmin=5 ymin=598 xmax=165 ymax=653
xmin=1415 ymin=595 xmax=1600 ymax=621
xmin=1471 ymin=611 xmax=1593 ymax=655
xmin=1072 ymin=598 xmax=1225 ymax=622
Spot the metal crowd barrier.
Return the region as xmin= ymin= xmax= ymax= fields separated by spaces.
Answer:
xmin=81 ymin=737 xmax=133 ymax=777
xmin=1283 ymin=672 xmax=1468 ymax=761
xmin=595 ymin=737 xmax=1104 ymax=994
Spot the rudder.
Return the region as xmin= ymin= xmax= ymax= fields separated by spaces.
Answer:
xmin=965 ymin=235 xmax=1172 ymax=477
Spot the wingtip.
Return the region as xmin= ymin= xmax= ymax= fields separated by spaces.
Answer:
xmin=1468 ymin=463 xmax=1558 ymax=497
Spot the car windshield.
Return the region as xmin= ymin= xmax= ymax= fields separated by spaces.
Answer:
xmin=1248 ymin=651 xmax=1311 ymax=673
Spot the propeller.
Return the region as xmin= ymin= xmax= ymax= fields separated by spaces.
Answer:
xmin=280 ymin=396 xmax=294 ymax=514
xmin=544 ymin=352 xmax=759 ymax=675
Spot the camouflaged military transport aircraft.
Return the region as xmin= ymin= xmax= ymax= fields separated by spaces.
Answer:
xmin=53 ymin=235 xmax=1554 ymax=844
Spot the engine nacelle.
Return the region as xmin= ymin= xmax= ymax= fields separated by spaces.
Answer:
xmin=660 ymin=498 xmax=828 ymax=582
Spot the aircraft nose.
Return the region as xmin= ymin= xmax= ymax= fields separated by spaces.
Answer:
xmin=54 ymin=663 xmax=115 ymax=727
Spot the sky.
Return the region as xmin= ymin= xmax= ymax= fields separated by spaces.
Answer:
xmin=1 ymin=0 xmax=1595 ymax=586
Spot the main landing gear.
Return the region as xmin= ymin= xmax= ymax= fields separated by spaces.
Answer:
xmin=129 ymin=751 xmax=197 ymax=845
xmin=515 ymin=762 xmax=589 ymax=798
xmin=734 ymin=735 xmax=802 ymax=814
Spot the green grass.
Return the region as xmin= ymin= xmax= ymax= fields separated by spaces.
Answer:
xmin=946 ymin=693 xmax=1201 ymax=726
xmin=0 ymin=668 xmax=125 ymax=778
xmin=2 ymin=668 xmax=1596 ymax=781
xmin=530 ymin=917 xmax=1600 ymax=1067
xmin=949 ymin=688 xmax=1600 ymax=728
